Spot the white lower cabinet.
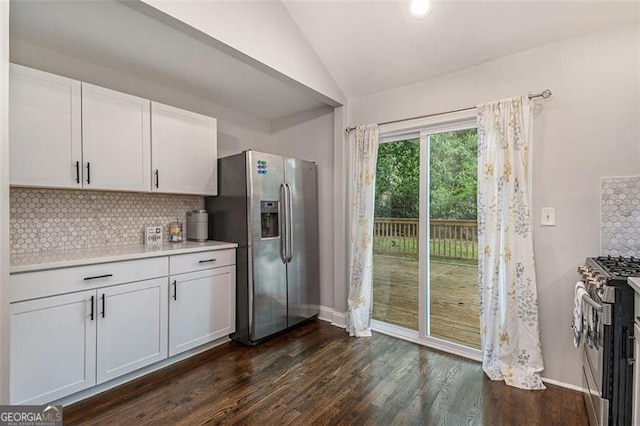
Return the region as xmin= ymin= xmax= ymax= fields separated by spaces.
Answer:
xmin=10 ymin=248 xmax=235 ymax=405
xmin=97 ymin=278 xmax=168 ymax=384
xmin=169 ymin=266 xmax=235 ymax=356
xmin=10 ymin=290 xmax=96 ymax=405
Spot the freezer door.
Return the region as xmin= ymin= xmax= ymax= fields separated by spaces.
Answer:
xmin=284 ymin=157 xmax=320 ymax=327
xmin=248 ymin=151 xmax=288 ymax=341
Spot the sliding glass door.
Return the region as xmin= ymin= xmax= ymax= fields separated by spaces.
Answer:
xmin=372 ymin=119 xmax=480 ymax=357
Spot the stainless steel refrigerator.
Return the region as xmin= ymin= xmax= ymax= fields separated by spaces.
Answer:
xmin=205 ymin=150 xmax=319 ymax=345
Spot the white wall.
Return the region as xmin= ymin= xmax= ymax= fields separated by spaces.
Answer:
xmin=348 ymin=23 xmax=640 ymax=387
xmin=268 ymin=108 xmax=336 ymax=310
xmin=134 ymin=0 xmax=346 ymax=106
xmin=0 ymin=0 xmax=10 ymax=404
xmin=332 ymin=106 xmax=349 ymax=314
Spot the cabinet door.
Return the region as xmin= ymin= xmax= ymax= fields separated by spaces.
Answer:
xmin=10 ymin=290 xmax=96 ymax=404
xmin=9 ymin=64 xmax=82 ymax=188
xmin=151 ymin=102 xmax=217 ymax=195
xmin=96 ymin=278 xmax=167 ymax=384
xmin=82 ymin=83 xmax=151 ymax=191
xmin=169 ymin=266 xmax=235 ymax=356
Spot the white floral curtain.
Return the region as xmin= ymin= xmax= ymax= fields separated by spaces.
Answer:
xmin=346 ymin=124 xmax=379 ymax=337
xmin=477 ymin=96 xmax=545 ymax=390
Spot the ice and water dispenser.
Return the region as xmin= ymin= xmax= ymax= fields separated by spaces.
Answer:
xmin=260 ymin=201 xmax=279 ymax=238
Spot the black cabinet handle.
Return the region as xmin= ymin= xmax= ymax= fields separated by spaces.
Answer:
xmin=101 ymin=293 xmax=106 ymax=318
xmin=198 ymin=259 xmax=216 ymax=264
xmin=86 ymin=162 xmax=91 ymax=184
xmin=155 ymin=169 xmax=159 ymax=188
xmin=84 ymin=274 xmax=113 ymax=281
xmin=173 ymin=280 xmax=177 ymax=300
xmin=90 ymin=295 xmax=94 ymax=321
xmin=75 ymin=161 xmax=80 ymax=184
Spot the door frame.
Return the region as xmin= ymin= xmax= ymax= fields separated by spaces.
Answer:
xmin=373 ymin=109 xmax=481 ymax=361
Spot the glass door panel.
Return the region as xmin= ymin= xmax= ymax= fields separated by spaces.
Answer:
xmin=427 ymin=129 xmax=480 ymax=349
xmin=372 ymin=138 xmax=420 ymax=330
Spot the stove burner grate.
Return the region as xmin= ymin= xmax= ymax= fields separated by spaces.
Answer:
xmin=594 ymin=255 xmax=640 ymax=278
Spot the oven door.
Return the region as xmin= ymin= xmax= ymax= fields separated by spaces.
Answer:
xmin=584 ymin=349 xmax=609 ymax=426
xmin=582 ymin=293 xmax=609 ymax=426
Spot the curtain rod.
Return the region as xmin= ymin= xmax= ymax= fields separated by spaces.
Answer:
xmin=345 ymin=89 xmax=552 ymax=134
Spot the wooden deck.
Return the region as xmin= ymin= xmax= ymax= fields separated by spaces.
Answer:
xmin=372 ymin=254 xmax=481 ymax=349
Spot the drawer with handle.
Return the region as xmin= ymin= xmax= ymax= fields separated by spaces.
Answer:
xmin=169 ymin=249 xmax=235 ymax=275
xmin=10 ymin=257 xmax=168 ymax=303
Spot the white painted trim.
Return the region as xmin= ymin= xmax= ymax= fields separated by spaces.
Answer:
xmin=379 ymin=132 xmax=420 ymax=144
xmin=318 ymin=305 xmax=334 ymax=322
xmin=371 ymin=319 xmax=419 ymax=340
xmin=419 ymin=133 xmax=428 ymax=338
xmin=318 ymin=305 xmax=346 ymax=328
xmin=0 ymin=0 xmax=10 ymax=405
xmin=54 ymin=336 xmax=231 ymax=407
xmin=541 ymin=377 xmax=586 ymax=393
xmin=371 ymin=320 xmax=482 ymax=362
xmin=380 ymin=109 xmax=476 ymax=138
xmin=331 ymin=311 xmax=346 ymax=328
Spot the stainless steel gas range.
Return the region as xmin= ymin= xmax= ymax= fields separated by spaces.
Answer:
xmin=578 ymin=256 xmax=637 ymax=426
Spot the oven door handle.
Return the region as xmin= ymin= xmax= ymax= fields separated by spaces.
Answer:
xmin=582 ymin=293 xmax=602 ymax=312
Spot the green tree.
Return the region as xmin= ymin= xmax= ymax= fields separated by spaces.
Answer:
xmin=375 ymin=139 xmax=420 ymax=218
xmin=374 ymin=129 xmax=477 ymax=220
xmin=429 ymin=129 xmax=477 ymax=220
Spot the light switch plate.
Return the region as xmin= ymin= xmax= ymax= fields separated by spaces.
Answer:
xmin=541 ymin=207 xmax=555 ymax=226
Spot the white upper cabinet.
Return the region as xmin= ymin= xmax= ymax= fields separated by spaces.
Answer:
xmin=9 ymin=64 xmax=82 ymax=188
xmin=8 ymin=65 xmax=218 ymax=195
xmin=82 ymin=83 xmax=151 ymax=192
xmin=151 ymin=102 xmax=217 ymax=196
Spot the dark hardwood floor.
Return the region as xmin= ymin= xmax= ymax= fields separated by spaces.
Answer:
xmin=64 ymin=321 xmax=587 ymax=425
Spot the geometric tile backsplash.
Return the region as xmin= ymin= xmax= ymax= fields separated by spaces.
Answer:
xmin=10 ymin=188 xmax=204 ymax=254
xmin=601 ymin=176 xmax=640 ymax=256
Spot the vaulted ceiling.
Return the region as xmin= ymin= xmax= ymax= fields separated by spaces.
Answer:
xmin=9 ymin=1 xmax=640 ymax=121
xmin=283 ymin=1 xmax=640 ymax=98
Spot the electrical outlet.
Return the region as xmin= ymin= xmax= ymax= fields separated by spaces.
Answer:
xmin=541 ymin=207 xmax=555 ymax=226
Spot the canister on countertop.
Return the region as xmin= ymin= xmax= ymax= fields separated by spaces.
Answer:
xmin=168 ymin=219 xmax=183 ymax=243
xmin=187 ymin=210 xmax=209 ymax=242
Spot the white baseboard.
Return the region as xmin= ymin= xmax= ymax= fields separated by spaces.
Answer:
xmin=541 ymin=377 xmax=586 ymax=393
xmin=318 ymin=305 xmax=346 ymax=328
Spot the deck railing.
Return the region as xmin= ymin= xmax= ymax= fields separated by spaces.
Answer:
xmin=373 ymin=218 xmax=478 ymax=261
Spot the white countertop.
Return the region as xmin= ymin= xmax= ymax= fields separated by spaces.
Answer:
xmin=10 ymin=240 xmax=238 ymax=274
xmin=629 ymin=277 xmax=640 ymax=295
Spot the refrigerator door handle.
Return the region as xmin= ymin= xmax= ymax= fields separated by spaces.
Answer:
xmin=285 ymin=182 xmax=293 ymax=262
xmin=280 ymin=182 xmax=288 ymax=263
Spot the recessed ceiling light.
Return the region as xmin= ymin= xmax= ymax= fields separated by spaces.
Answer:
xmin=409 ymin=0 xmax=433 ymax=19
